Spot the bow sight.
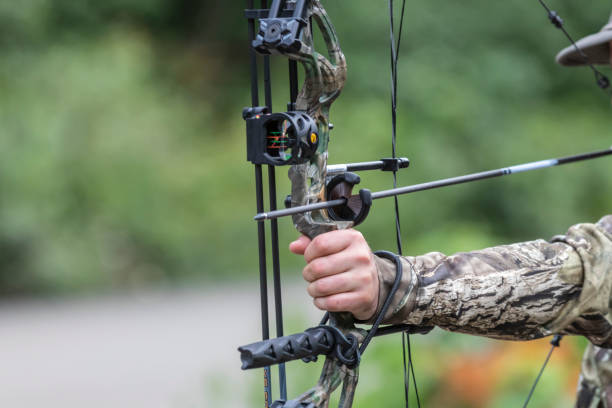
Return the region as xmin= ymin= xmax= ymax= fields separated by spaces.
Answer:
xmin=243 ymin=103 xmax=375 ymax=225
xmin=244 ymin=108 xmax=319 ymax=166
xmin=244 ymin=0 xmax=321 ymax=167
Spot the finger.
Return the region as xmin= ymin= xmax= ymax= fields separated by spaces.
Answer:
xmin=313 ymin=292 xmax=376 ymax=320
xmin=302 ymin=250 xmax=349 ymax=282
xmin=306 ymin=272 xmax=360 ymax=298
xmin=289 ymin=235 xmax=311 ymax=255
xmin=313 ymin=292 xmax=357 ymax=312
xmin=302 ymin=243 xmax=372 ymax=282
xmin=303 ymin=229 xmax=361 ymax=262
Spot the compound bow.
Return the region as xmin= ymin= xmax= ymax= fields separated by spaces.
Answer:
xmin=239 ymin=1 xmax=612 ymax=407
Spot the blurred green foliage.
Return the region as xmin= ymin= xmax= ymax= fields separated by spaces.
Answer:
xmin=0 ymin=1 xmax=609 ymax=406
xmin=0 ymin=0 xmax=610 ymax=298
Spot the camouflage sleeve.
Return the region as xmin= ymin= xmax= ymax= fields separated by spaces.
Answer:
xmin=372 ymin=215 xmax=612 ymax=344
xmin=574 ymin=344 xmax=612 ymax=408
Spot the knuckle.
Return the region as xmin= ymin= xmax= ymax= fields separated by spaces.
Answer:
xmin=327 ymin=296 xmax=343 ymax=311
xmin=318 ymin=275 xmax=341 ymax=296
xmin=350 ymin=230 xmax=368 ymax=247
xmin=313 ymin=297 xmax=327 ymax=311
xmin=307 ymin=282 xmax=317 ymax=298
xmin=309 ymin=259 xmax=327 ymax=277
xmin=302 ymin=266 xmax=313 ymax=282
xmin=316 ymin=278 xmax=331 ymax=294
xmin=353 ymin=290 xmax=365 ymax=304
xmin=363 ymin=289 xmax=376 ymax=306
xmin=348 ymin=229 xmax=363 ymax=240
xmin=356 ymin=270 xmax=371 ymax=286
xmin=354 ymin=251 xmax=372 ymax=266
xmin=311 ymin=235 xmax=329 ymax=252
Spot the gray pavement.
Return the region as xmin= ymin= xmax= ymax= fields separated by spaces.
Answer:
xmin=0 ymin=283 xmax=314 ymax=408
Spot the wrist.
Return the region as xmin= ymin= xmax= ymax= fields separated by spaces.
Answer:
xmin=360 ymin=253 xmax=418 ymax=325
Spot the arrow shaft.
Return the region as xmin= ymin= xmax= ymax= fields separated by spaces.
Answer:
xmin=254 ymin=147 xmax=612 ymax=221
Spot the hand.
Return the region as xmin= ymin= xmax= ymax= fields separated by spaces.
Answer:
xmin=289 ymin=229 xmax=379 ymax=321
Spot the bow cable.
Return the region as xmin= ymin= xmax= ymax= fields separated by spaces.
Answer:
xmin=523 ymin=335 xmax=563 ymax=407
xmin=246 ymin=1 xmax=273 ymax=404
xmin=388 ymin=1 xmax=422 ymax=406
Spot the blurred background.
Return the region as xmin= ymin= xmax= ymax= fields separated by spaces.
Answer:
xmin=0 ymin=0 xmax=610 ymax=407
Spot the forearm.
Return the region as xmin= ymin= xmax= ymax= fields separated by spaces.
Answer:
xmin=374 ymin=215 xmax=612 ymax=344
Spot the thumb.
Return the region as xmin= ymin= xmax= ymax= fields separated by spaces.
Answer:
xmin=289 ymin=235 xmax=311 ymax=255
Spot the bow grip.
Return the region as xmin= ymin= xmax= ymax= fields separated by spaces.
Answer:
xmin=238 ymin=327 xmax=335 ymax=370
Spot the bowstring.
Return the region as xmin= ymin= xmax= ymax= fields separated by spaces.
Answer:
xmin=388 ymin=1 xmax=421 ymax=407
xmin=525 ymin=1 xmax=608 ymax=405
xmin=384 ymin=2 xmax=605 ymax=406
xmin=390 ymin=2 xmax=607 ymax=407
xmin=523 ymin=335 xmax=563 ymax=407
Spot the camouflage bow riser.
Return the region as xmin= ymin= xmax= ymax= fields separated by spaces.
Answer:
xmin=287 ymin=1 xmax=351 ymax=239
xmin=283 ymin=3 xmax=365 ymax=407
xmin=244 ymin=1 xmax=367 ymax=406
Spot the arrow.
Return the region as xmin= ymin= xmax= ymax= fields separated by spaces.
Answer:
xmin=254 ymin=147 xmax=612 ymax=221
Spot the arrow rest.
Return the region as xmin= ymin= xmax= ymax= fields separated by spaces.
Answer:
xmin=325 ymin=173 xmax=372 ymax=226
xmin=284 ymin=172 xmax=373 ymax=226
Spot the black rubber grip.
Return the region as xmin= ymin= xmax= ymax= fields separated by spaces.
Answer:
xmin=239 ymin=327 xmax=335 ymax=370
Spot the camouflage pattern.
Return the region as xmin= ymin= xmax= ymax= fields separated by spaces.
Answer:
xmin=573 ymin=214 xmax=612 ymax=408
xmin=548 ymin=217 xmax=612 ymax=346
xmin=575 ymin=344 xmax=612 ymax=408
xmin=287 ymin=0 xmax=349 ymax=239
xmin=372 ymin=215 xmax=612 ymax=406
xmin=275 ymin=2 xmax=360 ymax=407
xmin=285 ymin=357 xmax=359 ymax=408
